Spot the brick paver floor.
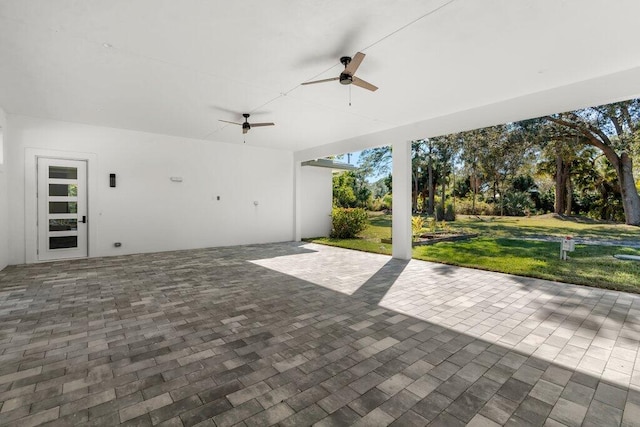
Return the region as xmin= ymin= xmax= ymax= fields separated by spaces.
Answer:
xmin=0 ymin=242 xmax=639 ymax=426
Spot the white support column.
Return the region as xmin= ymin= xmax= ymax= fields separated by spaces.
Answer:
xmin=293 ymin=160 xmax=302 ymax=242
xmin=392 ymin=141 xmax=412 ymax=260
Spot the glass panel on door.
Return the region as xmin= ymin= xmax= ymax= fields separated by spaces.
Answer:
xmin=49 ymin=166 xmax=78 ymax=179
xmin=49 ymin=183 xmax=78 ymax=197
xmin=49 ymin=219 xmax=78 ymax=232
xmin=50 ymin=236 xmax=78 ymax=249
xmin=49 ymin=202 xmax=78 ymax=214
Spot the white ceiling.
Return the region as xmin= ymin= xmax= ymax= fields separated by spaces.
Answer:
xmin=1 ymin=0 xmax=640 ymax=158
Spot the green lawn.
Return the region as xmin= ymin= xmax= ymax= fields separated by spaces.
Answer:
xmin=448 ymin=214 xmax=640 ymax=242
xmin=309 ymin=214 xmax=640 ymax=293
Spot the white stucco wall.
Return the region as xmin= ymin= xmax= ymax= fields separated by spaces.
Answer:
xmin=6 ymin=115 xmax=294 ymax=265
xmin=0 ymin=108 xmax=8 ymax=270
xmin=300 ymin=166 xmax=332 ymax=239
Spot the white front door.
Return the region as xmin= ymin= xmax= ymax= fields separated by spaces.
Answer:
xmin=37 ymin=158 xmax=88 ymax=260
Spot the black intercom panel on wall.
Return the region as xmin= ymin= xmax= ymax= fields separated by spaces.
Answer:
xmin=109 ymin=173 xmax=116 ymax=188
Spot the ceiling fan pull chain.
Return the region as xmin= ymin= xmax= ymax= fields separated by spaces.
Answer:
xmin=349 ymin=85 xmax=352 ymax=107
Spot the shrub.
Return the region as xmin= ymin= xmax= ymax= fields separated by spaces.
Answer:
xmin=333 ymin=184 xmax=356 ymax=208
xmin=411 ymin=216 xmax=425 ymax=240
xmin=500 ymin=191 xmax=534 ymax=216
xmin=445 ymin=203 xmax=456 ymax=221
xmin=367 ymin=198 xmax=382 ymax=211
xmin=454 ymin=198 xmax=472 ymax=215
xmin=383 ymin=194 xmax=392 ymax=210
xmin=330 ymin=208 xmax=368 ymax=238
xmin=454 ymin=197 xmax=497 ymax=216
xmin=433 ymin=203 xmax=456 ymax=221
xmin=416 ymin=194 xmax=425 ymax=213
xmin=367 ymin=195 xmax=391 ymax=211
xmin=424 ymin=218 xmax=451 ymax=233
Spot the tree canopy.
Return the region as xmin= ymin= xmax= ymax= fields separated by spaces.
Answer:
xmin=336 ymin=98 xmax=640 ymax=225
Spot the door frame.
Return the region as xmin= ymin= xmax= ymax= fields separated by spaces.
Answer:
xmin=37 ymin=157 xmax=88 ymax=261
xmin=25 ymin=148 xmax=98 ymax=263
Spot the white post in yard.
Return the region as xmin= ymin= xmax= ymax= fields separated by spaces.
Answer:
xmin=392 ymin=141 xmax=413 ymax=260
xmin=560 ymin=236 xmax=574 ymax=260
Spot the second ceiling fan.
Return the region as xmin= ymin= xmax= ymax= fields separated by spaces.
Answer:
xmin=219 ymin=113 xmax=274 ymax=134
xmin=301 ymin=52 xmax=378 ymax=92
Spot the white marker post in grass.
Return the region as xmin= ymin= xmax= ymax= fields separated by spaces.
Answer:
xmin=560 ymin=236 xmax=575 ymax=260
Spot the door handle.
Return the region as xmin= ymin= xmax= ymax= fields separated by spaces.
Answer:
xmin=81 ymin=216 xmax=87 ymax=224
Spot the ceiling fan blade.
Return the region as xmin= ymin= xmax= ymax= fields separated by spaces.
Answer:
xmin=250 ymin=122 xmax=275 ymax=127
xmin=243 ymin=127 xmax=248 ymax=134
xmin=352 ymin=76 xmax=378 ymax=92
xmin=219 ymin=120 xmax=243 ymax=125
xmin=301 ymin=77 xmax=339 ymax=86
xmin=344 ymin=52 xmax=365 ymax=75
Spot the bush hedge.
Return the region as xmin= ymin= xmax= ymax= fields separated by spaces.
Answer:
xmin=330 ymin=207 xmax=368 ymax=238
xmin=454 ymin=198 xmax=497 ymax=216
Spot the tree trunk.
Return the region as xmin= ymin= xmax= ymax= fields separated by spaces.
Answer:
xmin=471 ymin=171 xmax=477 ymax=215
xmin=554 ymin=151 xmax=568 ymax=215
xmin=493 ymin=180 xmax=497 ymax=203
xmin=412 ymin=171 xmax=418 ymax=213
xmin=597 ymin=148 xmax=640 ymax=225
xmin=565 ymin=177 xmax=572 ymax=215
xmin=619 ymin=153 xmax=640 ymax=225
xmin=499 ymin=180 xmax=504 ymax=217
xmin=441 ymin=179 xmax=446 ymax=213
xmin=427 ymin=153 xmax=434 ymax=215
xmin=452 ymin=164 xmax=456 ymax=214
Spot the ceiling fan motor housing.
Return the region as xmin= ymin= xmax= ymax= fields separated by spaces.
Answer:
xmin=339 ymin=73 xmax=353 ymax=85
xmin=339 ymin=56 xmax=353 ymax=85
xmin=243 ymin=122 xmax=250 ymax=130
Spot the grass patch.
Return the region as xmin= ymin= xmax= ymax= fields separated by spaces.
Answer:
xmin=413 ymin=238 xmax=640 ymax=293
xmin=449 ymin=214 xmax=640 ymax=242
xmin=308 ymin=214 xmax=640 ymax=293
xmin=312 ymin=214 xmax=393 ymax=254
xmin=312 ymin=237 xmax=392 ymax=256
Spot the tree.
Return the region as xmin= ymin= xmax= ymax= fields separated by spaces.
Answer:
xmin=332 ymin=172 xmax=356 ymax=207
xmin=474 ymin=124 xmax=532 ymax=215
xmin=369 ymin=177 xmax=389 ymax=199
xmin=575 ymin=151 xmax=624 ymax=220
xmin=430 ymin=136 xmax=456 ymax=214
xmin=459 ymin=129 xmax=486 ymax=214
xmin=546 ymin=100 xmax=640 ymax=225
xmin=359 ymin=147 xmax=392 ymax=177
xmin=360 ymin=142 xmax=445 ymax=214
xmin=548 ymin=136 xmax=578 ymax=215
xmin=411 ymin=141 xmax=426 ymax=212
xmin=356 ymin=98 xmax=640 ymax=223
xmin=409 ymin=137 xmax=460 ymax=215
xmin=332 ymin=171 xmax=371 ymax=208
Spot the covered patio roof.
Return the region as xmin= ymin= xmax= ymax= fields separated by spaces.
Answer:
xmin=1 ymin=0 xmax=640 ymax=156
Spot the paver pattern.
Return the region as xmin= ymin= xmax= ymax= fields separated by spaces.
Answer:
xmin=0 ymin=242 xmax=639 ymax=426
